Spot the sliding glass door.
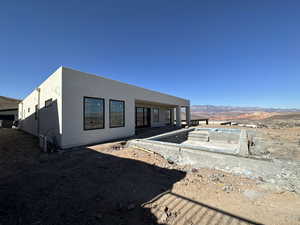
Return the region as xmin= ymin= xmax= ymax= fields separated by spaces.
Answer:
xmin=135 ymin=107 xmax=151 ymax=128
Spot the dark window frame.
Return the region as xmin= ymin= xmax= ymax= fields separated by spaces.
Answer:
xmin=153 ymin=108 xmax=159 ymax=122
xmin=83 ymin=96 xmax=105 ymax=131
xmin=109 ymin=99 xmax=125 ymax=128
xmin=45 ymin=98 xmax=53 ymax=108
xmin=135 ymin=107 xmax=151 ymax=128
xmin=166 ymin=108 xmax=172 ymax=125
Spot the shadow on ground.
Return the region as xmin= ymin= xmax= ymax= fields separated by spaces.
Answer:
xmin=0 ymin=129 xmax=263 ymax=225
xmin=147 ymin=192 xmax=263 ymax=225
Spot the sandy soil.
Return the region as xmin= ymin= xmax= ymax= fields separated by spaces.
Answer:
xmin=259 ymin=127 xmax=300 ymax=160
xmin=0 ymin=128 xmax=300 ymax=225
xmin=197 ymin=124 xmax=300 ymax=160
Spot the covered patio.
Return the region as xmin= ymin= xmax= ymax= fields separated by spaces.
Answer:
xmin=135 ymin=99 xmax=190 ymax=130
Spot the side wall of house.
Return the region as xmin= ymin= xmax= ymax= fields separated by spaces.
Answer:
xmin=61 ymin=67 xmax=189 ymax=148
xmin=18 ymin=67 xmax=63 ymax=146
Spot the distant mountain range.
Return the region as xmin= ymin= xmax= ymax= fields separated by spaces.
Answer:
xmin=190 ymin=105 xmax=300 ymax=121
xmin=191 ymin=105 xmax=300 ymax=113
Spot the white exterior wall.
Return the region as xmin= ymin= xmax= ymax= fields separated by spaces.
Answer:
xmin=61 ymin=67 xmax=189 ymax=148
xmin=19 ymin=90 xmax=39 ymax=135
xmin=18 ymin=67 xmax=63 ymax=145
xmin=19 ymin=66 xmax=189 ymax=149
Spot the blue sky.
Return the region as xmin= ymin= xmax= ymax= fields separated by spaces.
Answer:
xmin=1 ymin=0 xmax=299 ymax=108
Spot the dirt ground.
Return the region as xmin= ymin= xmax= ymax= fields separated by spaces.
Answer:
xmin=0 ymin=128 xmax=300 ymax=225
xmin=258 ymin=127 xmax=300 ymax=160
xmin=199 ymin=124 xmax=300 ymax=160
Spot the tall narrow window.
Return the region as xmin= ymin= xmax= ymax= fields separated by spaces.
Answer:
xmin=136 ymin=107 xmax=144 ymax=127
xmin=110 ymin=100 xmax=125 ymax=128
xmin=83 ymin=97 xmax=105 ymax=130
xmin=153 ymin=108 xmax=159 ymax=123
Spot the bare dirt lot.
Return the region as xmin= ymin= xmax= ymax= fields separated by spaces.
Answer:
xmin=0 ymin=128 xmax=300 ymax=225
xmin=258 ymin=127 xmax=300 ymax=160
xmin=200 ymin=124 xmax=300 ymax=161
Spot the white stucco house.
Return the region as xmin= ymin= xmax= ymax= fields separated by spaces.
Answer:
xmin=19 ymin=66 xmax=190 ymax=149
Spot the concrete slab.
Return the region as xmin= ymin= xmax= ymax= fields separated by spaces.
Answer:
xmin=181 ymin=140 xmax=239 ymax=155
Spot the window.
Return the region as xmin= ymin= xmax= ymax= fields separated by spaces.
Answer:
xmin=28 ymin=107 xmax=30 ymax=113
xmin=153 ymin=108 xmax=159 ymax=122
xmin=83 ymin=97 xmax=105 ymax=130
xmin=135 ymin=107 xmax=150 ymax=128
xmin=166 ymin=109 xmax=172 ymax=125
xmin=110 ymin=99 xmax=125 ymax=128
xmin=45 ymin=98 xmax=53 ymax=108
xmin=136 ymin=107 xmax=144 ymax=127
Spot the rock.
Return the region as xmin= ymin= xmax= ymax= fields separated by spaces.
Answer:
xmin=191 ymin=168 xmax=198 ymax=173
xmin=157 ymin=206 xmax=178 ymax=223
xmin=157 ymin=207 xmax=170 ymax=223
xmin=160 ymin=211 xmax=168 ymax=222
xmin=164 ymin=206 xmax=170 ymax=214
xmin=243 ymin=189 xmax=265 ymax=201
xmin=258 ymin=176 xmax=264 ymax=182
xmin=209 ymin=173 xmax=224 ymax=183
xmin=222 ymin=184 xmax=234 ymax=193
xmin=285 ymin=183 xmax=296 ymax=192
xmin=167 ymin=159 xmax=174 ymax=164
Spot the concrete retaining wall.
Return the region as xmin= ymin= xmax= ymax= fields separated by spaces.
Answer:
xmin=127 ymin=138 xmax=300 ymax=193
xmin=127 ymin=128 xmax=300 ymax=193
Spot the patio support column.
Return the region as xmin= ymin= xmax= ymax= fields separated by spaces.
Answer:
xmin=186 ymin=106 xmax=191 ymax=126
xmin=171 ymin=108 xmax=175 ymax=125
xmin=176 ymin=105 xmax=181 ymax=127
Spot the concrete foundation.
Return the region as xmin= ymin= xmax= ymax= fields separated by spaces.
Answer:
xmin=127 ymin=128 xmax=300 ymax=193
xmin=140 ymin=128 xmax=250 ymax=157
xmin=127 ymin=128 xmax=250 ymax=161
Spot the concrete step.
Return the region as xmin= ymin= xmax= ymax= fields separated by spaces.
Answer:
xmin=188 ymin=134 xmax=209 ymax=138
xmin=188 ymin=131 xmax=209 ymax=141
xmin=188 ymin=137 xmax=209 ymax=142
xmin=188 ymin=132 xmax=208 ymax=136
xmin=188 ymin=131 xmax=209 ymax=136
